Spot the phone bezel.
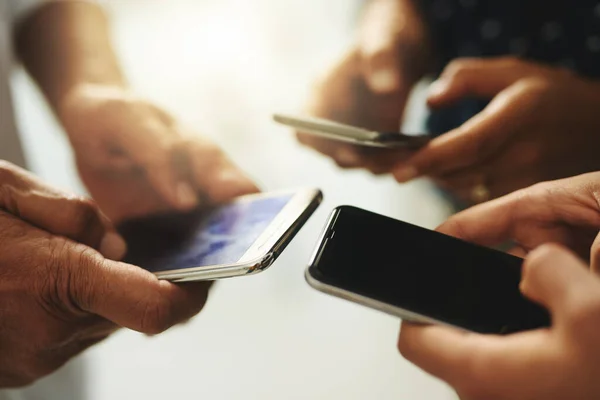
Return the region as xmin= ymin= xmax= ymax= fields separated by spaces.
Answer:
xmin=274 ymin=113 xmax=429 ymax=149
xmin=305 ymin=208 xmax=464 ymax=331
xmin=154 ymin=189 xmax=322 ymax=282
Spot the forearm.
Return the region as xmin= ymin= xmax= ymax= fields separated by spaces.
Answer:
xmin=14 ymin=0 xmax=125 ymax=113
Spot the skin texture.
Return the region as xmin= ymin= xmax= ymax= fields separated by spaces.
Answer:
xmin=58 ymin=84 xmax=259 ymax=222
xmin=399 ymin=244 xmax=600 ymax=400
xmin=0 ymin=162 xmax=211 ymax=388
xmin=297 ymin=0 xmax=432 ymax=174
xmin=436 ymin=172 xmax=600 ymax=263
xmin=398 ymin=173 xmax=600 ymax=399
xmin=1 ymin=1 xmax=258 ymax=387
xmin=15 ymin=1 xmax=258 ymax=222
xmin=392 ymin=57 xmax=600 ymax=204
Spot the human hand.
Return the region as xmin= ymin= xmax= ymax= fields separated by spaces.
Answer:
xmin=436 ymin=172 xmax=600 ymax=263
xmin=0 ymin=162 xmax=210 ymax=387
xmin=298 ymin=0 xmax=431 ymax=173
xmin=399 ymin=244 xmax=600 ymax=400
xmin=59 ymin=84 xmax=258 ymax=223
xmin=392 ymin=57 xmax=600 ymax=204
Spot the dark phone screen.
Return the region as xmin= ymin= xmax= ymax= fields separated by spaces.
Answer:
xmin=310 ymin=207 xmax=550 ymax=334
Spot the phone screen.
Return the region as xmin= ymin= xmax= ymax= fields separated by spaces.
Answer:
xmin=309 ymin=206 xmax=550 ymax=334
xmin=120 ymin=194 xmax=294 ymax=272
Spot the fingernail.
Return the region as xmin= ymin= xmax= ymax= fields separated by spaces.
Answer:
xmin=177 ymin=182 xmax=198 ymax=208
xmin=368 ymin=69 xmax=400 ymax=93
xmin=518 ymin=280 xmax=528 ymax=295
xmin=428 ymin=79 xmax=449 ymax=98
xmin=100 ymin=232 xmax=128 ymax=261
xmin=394 ymin=166 xmax=419 ymax=183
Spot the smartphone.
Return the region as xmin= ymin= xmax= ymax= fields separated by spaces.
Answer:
xmin=273 ymin=113 xmax=430 ymax=149
xmin=306 ymin=206 xmax=550 ymax=334
xmin=119 ymin=189 xmax=322 ymax=282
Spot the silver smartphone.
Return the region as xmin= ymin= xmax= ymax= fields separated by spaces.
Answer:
xmin=306 ymin=206 xmax=550 ymax=334
xmin=274 ymin=113 xmax=430 ymax=149
xmin=119 ymin=189 xmax=322 ymax=282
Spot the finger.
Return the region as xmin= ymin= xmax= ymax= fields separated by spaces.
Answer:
xmin=358 ymin=0 xmax=405 ymax=93
xmin=436 ymin=190 xmax=524 ymax=246
xmin=179 ymin=136 xmax=259 ymax=203
xmin=432 ymin=159 xmax=541 ymax=205
xmin=520 ymin=244 xmax=594 ymax=316
xmin=0 ymin=162 xmax=126 ymax=260
xmin=392 ymin=84 xmax=525 ymax=182
xmin=428 ymin=57 xmax=554 ymax=108
xmin=398 ymin=321 xmax=551 ymax=392
xmin=432 ymin=136 xmax=542 ymax=195
xmin=72 ymin=248 xmax=211 ymax=334
xmin=123 ymin=119 xmax=199 ymax=211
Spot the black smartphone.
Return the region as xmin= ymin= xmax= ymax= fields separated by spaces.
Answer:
xmin=274 ymin=114 xmax=431 ymax=149
xmin=306 ymin=206 xmax=550 ymax=334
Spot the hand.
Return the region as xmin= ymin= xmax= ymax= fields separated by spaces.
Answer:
xmin=0 ymin=162 xmax=210 ymax=387
xmin=297 ymin=0 xmax=431 ymax=173
xmin=392 ymin=57 xmax=600 ymax=204
xmin=436 ymin=172 xmax=600 ymax=263
xmin=59 ymin=84 xmax=258 ymax=223
xmin=399 ymin=244 xmax=600 ymax=400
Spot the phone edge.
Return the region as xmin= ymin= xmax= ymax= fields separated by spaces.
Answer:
xmin=158 ymin=188 xmax=323 ymax=282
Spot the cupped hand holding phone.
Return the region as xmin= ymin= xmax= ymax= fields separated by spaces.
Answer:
xmin=297 ymin=0 xmax=431 ymax=173
xmin=399 ymin=244 xmax=600 ymax=400
xmin=392 ymin=58 xmax=600 ymax=203
xmin=395 ymin=171 xmax=600 ymax=399
xmin=0 ymin=162 xmax=210 ymax=388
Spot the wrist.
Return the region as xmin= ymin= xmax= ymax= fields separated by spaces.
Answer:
xmin=58 ymin=82 xmax=125 ymax=113
xmin=361 ymin=0 xmax=433 ymax=84
xmin=57 ymin=83 xmax=128 ymax=140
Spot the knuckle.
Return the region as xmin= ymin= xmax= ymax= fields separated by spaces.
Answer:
xmin=68 ymin=198 xmax=102 ymax=237
xmin=67 ymin=245 xmax=104 ymax=312
xmin=516 ymin=77 xmax=553 ymax=101
xmin=43 ymin=239 xmax=101 ymax=314
xmin=444 ymin=58 xmax=477 ymax=78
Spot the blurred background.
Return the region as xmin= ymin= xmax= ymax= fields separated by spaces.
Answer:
xmin=8 ymin=0 xmax=455 ymax=399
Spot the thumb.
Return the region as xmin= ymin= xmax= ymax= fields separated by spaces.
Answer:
xmin=520 ymin=244 xmax=594 ymax=319
xmin=72 ymin=249 xmax=210 ymax=334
